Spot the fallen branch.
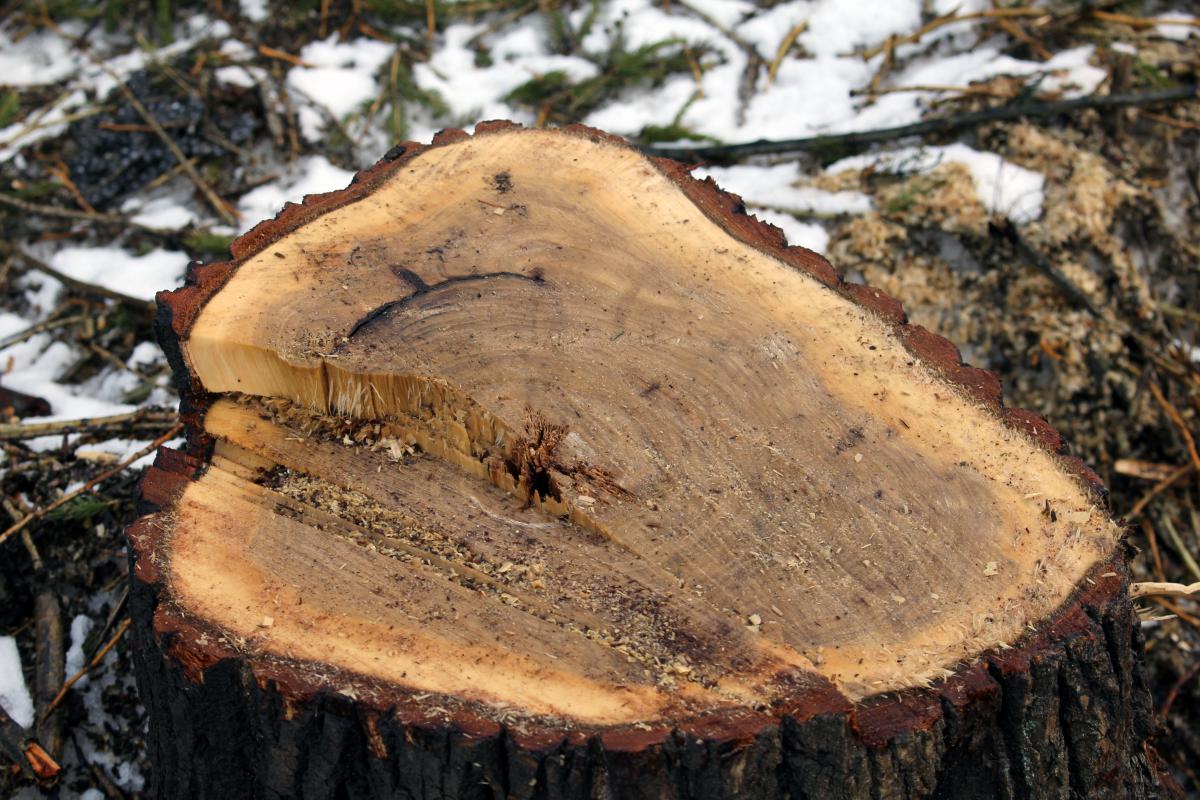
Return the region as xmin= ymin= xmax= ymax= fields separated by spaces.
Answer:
xmin=643 ymin=85 xmax=1198 ymax=161
xmin=1131 ymin=580 xmax=1200 ymax=599
xmin=0 ymin=243 xmax=156 ymax=313
xmin=0 ymin=193 xmax=175 ymax=236
xmin=97 ymin=63 xmax=238 ymax=226
xmin=860 ymin=6 xmax=1046 ymax=60
xmin=34 ymin=591 xmax=65 ymax=761
xmin=42 ymin=618 xmax=131 ymax=719
xmin=0 ymin=705 xmax=60 ymax=784
xmin=0 ymin=314 xmax=86 ymax=352
xmin=0 ymin=424 xmax=183 ymax=548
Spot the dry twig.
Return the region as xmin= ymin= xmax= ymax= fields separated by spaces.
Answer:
xmin=0 ymin=424 xmax=182 ymax=548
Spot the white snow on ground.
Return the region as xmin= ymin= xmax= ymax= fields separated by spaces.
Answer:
xmin=697 ymin=163 xmax=873 ymax=215
xmin=1155 ymin=11 xmax=1198 ymax=40
xmin=0 ymin=636 xmax=34 ymax=728
xmin=828 ymin=143 xmax=1046 ymax=223
xmin=49 ymin=247 xmax=190 ymax=302
xmin=0 ymin=22 xmax=87 ymax=87
xmin=417 ymin=22 xmax=600 ymax=128
xmin=239 ymin=0 xmax=270 ymax=23
xmin=238 ymin=155 xmax=358 ymax=232
xmin=66 ymin=615 xmax=95 ymax=686
xmin=287 ymin=36 xmax=395 ymax=133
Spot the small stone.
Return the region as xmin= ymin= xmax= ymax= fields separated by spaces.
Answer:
xmin=984 ymin=561 xmax=999 ymax=576
xmin=748 ymin=613 xmax=762 ymax=626
xmin=854 ymin=453 xmax=863 ymax=463
xmin=258 ymin=616 xmax=274 ymax=628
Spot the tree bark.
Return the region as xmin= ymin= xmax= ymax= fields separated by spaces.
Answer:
xmin=128 ymin=122 xmax=1167 ymax=799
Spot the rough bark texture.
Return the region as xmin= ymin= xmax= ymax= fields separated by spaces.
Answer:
xmin=129 ymin=122 xmax=1168 ymax=799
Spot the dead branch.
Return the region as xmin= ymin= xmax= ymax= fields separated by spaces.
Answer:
xmin=0 ymin=705 xmax=60 ymax=784
xmin=1131 ymin=581 xmax=1200 ymax=599
xmin=644 ymin=85 xmax=1198 ymax=161
xmin=0 ymin=243 xmax=156 ymax=313
xmin=0 ymin=409 xmax=178 ymax=442
xmin=34 ymin=591 xmax=66 ymax=760
xmin=0 ymin=424 xmax=183 ymax=548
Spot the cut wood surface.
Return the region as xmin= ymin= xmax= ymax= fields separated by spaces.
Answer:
xmin=130 ymin=123 xmax=1158 ymax=799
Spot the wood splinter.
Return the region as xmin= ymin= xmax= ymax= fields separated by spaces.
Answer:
xmin=129 ymin=123 xmax=1160 ymax=799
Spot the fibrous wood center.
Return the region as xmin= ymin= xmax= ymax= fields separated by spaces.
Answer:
xmin=164 ymin=129 xmax=1117 ymax=727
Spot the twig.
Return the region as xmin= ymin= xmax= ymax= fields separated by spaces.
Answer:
xmin=1128 ymin=465 xmax=1194 ymax=520
xmin=42 ymin=618 xmax=131 ymax=718
xmin=1091 ymin=10 xmax=1200 ymax=31
xmin=0 ymin=424 xmax=182 ymax=548
xmin=97 ymin=63 xmax=238 ymax=225
xmin=257 ymin=45 xmax=312 ymax=67
xmin=71 ymin=734 xmax=129 ymax=800
xmin=34 ymin=591 xmax=65 ymax=760
xmin=1131 ymin=581 xmax=1200 ymax=599
xmin=1114 ymin=458 xmax=1182 ymax=482
xmin=0 ymin=193 xmax=176 ymax=236
xmin=860 ymin=7 xmax=1046 ymax=60
xmin=1160 ymin=513 xmax=1200 ymax=583
xmin=0 ymin=705 xmax=60 ymax=783
xmin=767 ymin=22 xmax=807 ymax=86
xmin=1161 ymin=659 xmax=1200 ymax=721
xmin=674 ymin=0 xmax=765 ymax=125
xmin=0 ymin=314 xmax=86 ymax=352
xmin=0 ymin=243 xmax=156 ymax=313
xmin=849 ymin=83 xmax=1019 ymax=99
xmin=1147 ymin=381 xmax=1200 ymax=473
xmin=644 ymin=85 xmax=1198 ymax=161
xmin=0 ymin=409 xmax=178 ymax=442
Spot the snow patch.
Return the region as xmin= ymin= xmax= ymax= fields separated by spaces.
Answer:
xmin=697 ymin=163 xmax=873 ymax=215
xmin=1155 ymin=11 xmax=1197 ymax=40
xmin=238 ymin=156 xmax=357 ymax=233
xmin=0 ymin=637 xmax=34 ymax=728
xmin=828 ymin=143 xmax=1045 ymax=223
xmin=287 ymin=36 xmax=395 ymax=125
xmin=50 ymin=246 xmax=189 ymax=302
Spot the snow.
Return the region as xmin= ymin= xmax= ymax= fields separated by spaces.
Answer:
xmin=1155 ymin=11 xmax=1197 ymax=40
xmin=0 ymin=22 xmax=87 ymax=86
xmin=0 ymin=636 xmax=34 ymax=728
xmin=67 ymin=614 xmax=95 ymax=685
xmin=697 ymin=163 xmax=872 ymax=218
xmin=828 ymin=143 xmax=1046 ymax=223
xmin=123 ymin=196 xmax=200 ymax=230
xmin=287 ymin=36 xmax=395 ymax=125
xmin=240 ymin=0 xmax=270 ymax=23
xmin=238 ymin=156 xmax=358 ymax=233
xmin=49 ymin=246 xmax=190 ymax=302
xmin=417 ymin=22 xmax=599 ymax=126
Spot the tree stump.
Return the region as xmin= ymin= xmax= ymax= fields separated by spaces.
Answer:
xmin=129 ymin=123 xmax=1159 ymax=799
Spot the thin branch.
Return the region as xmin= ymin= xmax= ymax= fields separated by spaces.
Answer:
xmin=767 ymin=22 xmax=807 ymax=86
xmin=0 ymin=705 xmax=60 ymax=783
xmin=1131 ymin=581 xmax=1200 ymax=599
xmin=643 ymin=85 xmax=1198 ymax=161
xmin=859 ymin=7 xmax=1046 ymax=60
xmin=1127 ymin=465 xmax=1194 ymax=520
xmin=0 ymin=193 xmax=175 ymax=236
xmin=0 ymin=409 xmax=178 ymax=442
xmin=0 ymin=424 xmax=182 ymax=548
xmin=97 ymin=63 xmax=238 ymax=225
xmin=42 ymin=618 xmax=132 ymax=719
xmin=0 ymin=314 xmax=86 ymax=352
xmin=0 ymin=243 xmax=156 ymax=313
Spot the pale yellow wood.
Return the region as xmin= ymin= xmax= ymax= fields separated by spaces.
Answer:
xmin=165 ymin=128 xmax=1119 ymax=723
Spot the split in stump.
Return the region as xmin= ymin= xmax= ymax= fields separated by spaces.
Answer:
xmin=129 ymin=123 xmax=1159 ymax=799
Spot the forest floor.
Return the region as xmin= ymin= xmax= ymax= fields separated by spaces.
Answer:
xmin=0 ymin=0 xmax=1198 ymax=796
